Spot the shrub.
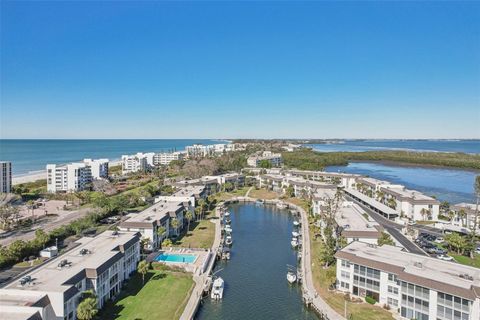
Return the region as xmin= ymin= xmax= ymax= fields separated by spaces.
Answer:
xmin=365 ymin=296 xmax=376 ymax=305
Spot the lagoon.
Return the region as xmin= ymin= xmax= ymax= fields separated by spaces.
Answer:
xmin=327 ymin=162 xmax=478 ymax=204
xmin=196 ymin=203 xmax=318 ymax=320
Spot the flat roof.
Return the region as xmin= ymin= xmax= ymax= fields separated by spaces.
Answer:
xmin=124 ymin=200 xmax=183 ymax=224
xmin=452 ymin=203 xmax=477 ymax=214
xmin=3 ymin=231 xmax=139 ymax=294
xmin=336 ymin=241 xmax=480 ymax=300
xmin=312 ymin=188 xmax=337 ymax=200
xmin=335 ymin=202 xmax=381 ymax=237
xmin=173 ymin=185 xmax=206 ymax=198
xmin=380 ymin=185 xmax=439 ymax=204
xmin=285 ymin=176 xmax=336 ymax=188
xmin=344 ymin=188 xmax=398 ymax=216
xmin=286 ymin=169 xmax=360 ymax=178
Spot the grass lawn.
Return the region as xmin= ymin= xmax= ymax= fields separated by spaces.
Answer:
xmin=173 ymin=215 xmax=216 ymax=249
xmin=214 ymin=187 xmax=250 ymax=202
xmin=100 ymin=269 xmax=194 ymax=320
xmin=284 ymin=197 xmax=310 ymax=212
xmin=309 ymin=227 xmax=394 ymax=320
xmin=248 ymin=188 xmax=279 ymax=200
xmin=451 ymin=253 xmax=480 ymax=268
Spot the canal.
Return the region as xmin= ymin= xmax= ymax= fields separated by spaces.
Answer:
xmin=196 ymin=203 xmax=318 ymax=320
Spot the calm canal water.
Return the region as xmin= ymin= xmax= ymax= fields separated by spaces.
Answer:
xmin=327 ymin=162 xmax=478 ymax=204
xmin=196 ymin=203 xmax=318 ymax=320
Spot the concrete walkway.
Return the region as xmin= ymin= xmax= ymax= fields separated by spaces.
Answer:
xmin=179 ymin=202 xmax=223 ymax=320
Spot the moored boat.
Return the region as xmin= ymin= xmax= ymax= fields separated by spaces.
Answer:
xmin=211 ymin=277 xmax=225 ymax=300
xmin=287 ymin=271 xmax=297 ymax=284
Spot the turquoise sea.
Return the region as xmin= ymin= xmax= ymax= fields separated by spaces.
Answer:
xmin=0 ymin=139 xmax=220 ymax=175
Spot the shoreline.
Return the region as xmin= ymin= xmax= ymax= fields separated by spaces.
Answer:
xmin=330 ymin=160 xmax=480 ymax=173
xmin=12 ymin=160 xmax=122 ymax=185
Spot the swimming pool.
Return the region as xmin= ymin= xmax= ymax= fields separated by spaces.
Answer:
xmin=155 ymin=253 xmax=197 ymax=263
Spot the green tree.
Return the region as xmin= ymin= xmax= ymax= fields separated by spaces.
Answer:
xmin=377 ymin=232 xmax=395 ymax=246
xmin=258 ymin=160 xmax=272 ymax=169
xmin=76 ymin=297 xmax=98 ymax=320
xmin=162 ymin=238 xmax=173 ymax=248
xmin=34 ymin=229 xmax=50 ymax=248
xmin=137 ymin=260 xmax=150 ymax=285
xmin=286 ymin=186 xmax=295 ymax=198
xmin=337 ymin=236 xmax=348 ymax=249
xmin=445 ymin=233 xmax=467 ymax=255
xmin=185 ymin=211 xmax=193 ymax=231
xmin=170 ymin=218 xmax=180 ymax=235
xmin=469 ymin=175 xmax=480 ymax=258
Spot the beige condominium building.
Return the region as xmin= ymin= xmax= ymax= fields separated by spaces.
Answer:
xmin=0 ymin=161 xmax=12 ymax=193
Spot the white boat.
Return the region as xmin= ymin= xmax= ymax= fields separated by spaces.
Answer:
xmin=291 ymin=237 xmax=299 ymax=248
xmin=224 ymin=211 xmax=231 ymax=217
xmin=293 ymin=220 xmax=300 ymax=227
xmin=277 ymin=202 xmax=287 ymax=209
xmin=225 ymin=235 xmax=233 ymax=246
xmin=211 ymin=277 xmax=224 ymax=300
xmin=292 ymin=231 xmax=300 ymax=237
xmin=225 ymin=226 xmax=233 ymax=233
xmin=287 ymin=271 xmax=297 ymax=284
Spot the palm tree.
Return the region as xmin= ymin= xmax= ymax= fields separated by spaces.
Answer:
xmin=458 ymin=209 xmax=467 ymax=227
xmin=170 ymin=218 xmax=180 ymax=235
xmin=76 ymin=297 xmax=98 ymax=320
xmin=26 ymin=200 xmax=35 ymax=222
xmin=420 ymin=208 xmax=428 ymax=221
xmin=185 ymin=211 xmax=193 ymax=231
xmin=469 ymin=175 xmax=480 ymax=258
xmin=137 ymin=260 xmax=150 ymax=285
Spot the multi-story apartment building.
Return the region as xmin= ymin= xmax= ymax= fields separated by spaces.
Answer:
xmin=0 ymin=161 xmax=12 ymax=193
xmin=334 ymin=201 xmax=383 ymax=244
xmin=119 ymin=200 xmax=187 ymax=250
xmin=353 ymin=177 xmax=440 ymax=221
xmin=153 ymin=151 xmax=185 ymax=166
xmin=451 ymin=203 xmax=480 ymax=232
xmin=284 ymin=169 xmax=359 ymax=188
xmin=312 ymin=188 xmax=338 ymax=215
xmin=283 ymin=176 xmax=336 ymax=198
xmin=173 ymin=176 xmax=220 ymax=195
xmin=47 ymin=163 xmax=92 ymax=193
xmin=247 ymin=151 xmax=282 ymax=167
xmin=335 ymin=241 xmax=480 ymax=320
xmin=0 ymin=231 xmax=141 ymax=320
xmin=121 ymin=153 xmax=148 ymax=175
xmin=186 ymin=144 xmax=215 ymax=158
xmin=83 ymin=158 xmax=109 ymax=179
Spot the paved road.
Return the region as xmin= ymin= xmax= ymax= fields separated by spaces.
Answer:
xmin=0 ymin=207 xmax=92 ymax=246
xmin=344 ymin=194 xmax=428 ymax=256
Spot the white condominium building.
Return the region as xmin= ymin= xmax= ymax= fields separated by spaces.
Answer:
xmin=247 ymin=151 xmax=282 ymax=167
xmin=450 ymin=203 xmax=480 ymax=232
xmin=335 ymin=241 xmax=480 ymax=320
xmin=153 ymin=151 xmax=185 ymax=166
xmin=0 ymin=230 xmax=141 ymax=320
xmin=186 ymin=144 xmax=215 ymax=158
xmin=0 ymin=161 xmax=12 ymax=193
xmin=47 ymin=163 xmax=92 ymax=193
xmin=121 ymin=153 xmax=148 ymax=174
xmin=354 ymin=177 xmax=440 ymax=221
xmin=119 ymin=200 xmax=187 ymax=250
xmin=83 ymin=158 xmax=109 ymax=179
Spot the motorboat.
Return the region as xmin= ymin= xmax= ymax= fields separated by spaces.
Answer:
xmin=277 ymin=202 xmax=287 ymax=209
xmin=293 ymin=220 xmax=300 ymax=227
xmin=221 ymin=247 xmax=231 ymax=260
xmin=292 ymin=231 xmax=300 ymax=237
xmin=224 ymin=211 xmax=231 ymax=217
xmin=211 ymin=277 xmax=225 ymax=300
xmin=291 ymin=237 xmax=299 ymax=248
xmin=225 ymin=226 xmax=233 ymax=233
xmin=287 ymin=271 xmax=297 ymax=284
xmin=225 ymin=235 xmax=233 ymax=246
xmin=225 ymin=218 xmax=232 ymax=224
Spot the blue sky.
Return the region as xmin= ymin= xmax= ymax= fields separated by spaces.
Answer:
xmin=1 ymin=1 xmax=479 ymax=139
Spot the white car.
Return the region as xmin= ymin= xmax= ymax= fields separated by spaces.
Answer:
xmin=434 ymin=237 xmax=444 ymax=244
xmin=475 ymin=248 xmax=480 ymax=255
xmin=437 ymin=254 xmax=454 ymax=262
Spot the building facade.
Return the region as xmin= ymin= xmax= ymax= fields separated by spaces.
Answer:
xmin=47 ymin=163 xmax=92 ymax=193
xmin=247 ymin=151 xmax=282 ymax=167
xmin=0 ymin=231 xmax=141 ymax=320
xmin=121 ymin=153 xmax=148 ymax=175
xmin=0 ymin=161 xmax=12 ymax=193
xmin=83 ymin=158 xmax=109 ymax=179
xmin=153 ymin=151 xmax=185 ymax=166
xmin=335 ymin=241 xmax=480 ymax=320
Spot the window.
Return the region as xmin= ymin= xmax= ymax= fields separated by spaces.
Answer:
xmin=388 ymin=285 xmax=399 ymax=295
xmin=388 ymin=273 xmax=397 ymax=282
xmin=387 ymin=297 xmax=398 ymax=307
xmin=341 ymin=271 xmax=350 ymax=279
xmin=341 ymin=260 xmax=351 ymax=268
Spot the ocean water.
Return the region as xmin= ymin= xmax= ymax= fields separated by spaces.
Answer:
xmin=308 ymin=139 xmax=480 ymax=154
xmin=0 ymin=139 xmax=220 ymax=175
xmin=327 ymin=162 xmax=478 ymax=204
xmin=196 ymin=203 xmax=318 ymax=320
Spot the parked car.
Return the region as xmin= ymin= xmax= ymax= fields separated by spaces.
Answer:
xmin=437 ymin=254 xmax=454 ymax=261
xmin=434 ymin=237 xmax=444 ymax=244
xmin=475 ymin=247 xmax=480 ymax=254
